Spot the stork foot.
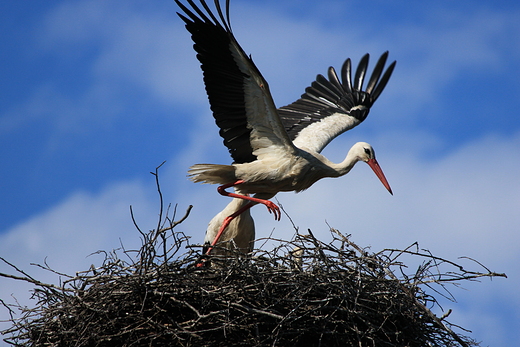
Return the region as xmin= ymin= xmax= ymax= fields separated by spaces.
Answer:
xmin=261 ymin=200 xmax=281 ymax=221
xmin=195 ymin=259 xmax=207 ymax=268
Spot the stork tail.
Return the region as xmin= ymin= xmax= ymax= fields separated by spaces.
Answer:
xmin=187 ymin=163 xmax=236 ymax=184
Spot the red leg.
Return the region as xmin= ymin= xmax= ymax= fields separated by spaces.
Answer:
xmin=217 ymin=180 xmax=281 ymax=221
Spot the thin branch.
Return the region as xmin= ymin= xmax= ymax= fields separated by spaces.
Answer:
xmin=157 ymin=205 xmax=193 ymax=234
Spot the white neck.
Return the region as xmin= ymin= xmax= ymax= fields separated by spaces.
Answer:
xmin=328 ymin=151 xmax=361 ymax=177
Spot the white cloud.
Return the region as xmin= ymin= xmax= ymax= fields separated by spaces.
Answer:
xmin=0 ymin=0 xmax=207 ymax=138
xmin=382 ymin=8 xmax=520 ymax=129
xmin=40 ymin=0 xmax=205 ymax=105
xmin=0 ymin=180 xmax=156 ymax=335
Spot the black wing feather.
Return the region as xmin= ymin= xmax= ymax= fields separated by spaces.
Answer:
xmin=176 ymin=0 xmax=256 ymax=163
xmin=279 ymin=52 xmax=396 ymax=142
xmin=177 ymin=0 xmax=396 ymax=160
xmin=353 ymin=54 xmax=369 ymax=91
xmin=370 ymin=57 xmax=396 ymax=103
xmin=341 ymin=58 xmax=353 ymax=94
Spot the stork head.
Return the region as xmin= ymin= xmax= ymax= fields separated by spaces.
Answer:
xmin=351 ymin=142 xmax=393 ymax=195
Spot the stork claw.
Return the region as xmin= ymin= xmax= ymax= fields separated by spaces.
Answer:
xmin=262 ymin=200 xmax=281 ymax=221
xmin=195 ymin=259 xmax=207 ymax=268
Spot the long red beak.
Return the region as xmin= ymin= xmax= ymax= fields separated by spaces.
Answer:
xmin=367 ymin=158 xmax=393 ymax=195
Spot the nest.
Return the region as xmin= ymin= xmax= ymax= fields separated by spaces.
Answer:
xmin=1 ymin=168 xmax=506 ymax=346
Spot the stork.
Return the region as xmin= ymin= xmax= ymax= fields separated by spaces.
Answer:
xmin=175 ymin=0 xmax=396 ymax=260
xmin=202 ymin=191 xmax=255 ymax=257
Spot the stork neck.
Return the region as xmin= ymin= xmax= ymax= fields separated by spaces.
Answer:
xmin=328 ymin=152 xmax=360 ymax=177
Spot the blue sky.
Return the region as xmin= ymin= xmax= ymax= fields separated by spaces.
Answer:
xmin=1 ymin=0 xmax=520 ymax=345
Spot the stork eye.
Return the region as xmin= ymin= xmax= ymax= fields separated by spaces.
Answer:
xmin=364 ymin=148 xmax=371 ymax=155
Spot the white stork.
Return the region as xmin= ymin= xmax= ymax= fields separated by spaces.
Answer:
xmin=202 ymin=191 xmax=255 ymax=257
xmin=175 ymin=0 xmax=396 ymax=260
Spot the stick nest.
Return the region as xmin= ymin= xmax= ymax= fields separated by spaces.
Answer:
xmin=1 ymin=168 xmax=507 ymax=346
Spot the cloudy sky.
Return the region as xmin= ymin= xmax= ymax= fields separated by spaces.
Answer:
xmin=1 ymin=0 xmax=519 ymax=345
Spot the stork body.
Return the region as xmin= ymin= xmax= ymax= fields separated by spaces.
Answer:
xmin=190 ymin=141 xmax=389 ymax=196
xmin=175 ymin=0 xmax=396 ymax=260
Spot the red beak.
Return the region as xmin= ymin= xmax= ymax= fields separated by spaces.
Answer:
xmin=367 ymin=158 xmax=393 ymax=195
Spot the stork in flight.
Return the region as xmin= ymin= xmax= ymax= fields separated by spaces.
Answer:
xmin=201 ymin=53 xmax=395 ymax=258
xmin=175 ymin=0 xmax=396 ymax=259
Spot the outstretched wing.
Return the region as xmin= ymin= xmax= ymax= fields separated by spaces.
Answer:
xmin=176 ymin=0 xmax=295 ymax=164
xmin=278 ymin=52 xmax=396 ymax=153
